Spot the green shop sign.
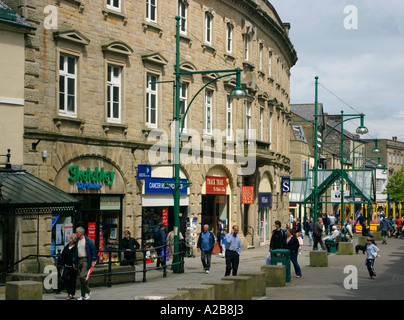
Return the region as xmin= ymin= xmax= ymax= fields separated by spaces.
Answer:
xmin=68 ymin=166 xmax=115 ymax=188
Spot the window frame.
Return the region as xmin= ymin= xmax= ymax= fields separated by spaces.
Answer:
xmin=268 ymin=51 xmax=273 ymax=77
xmin=246 ymin=101 xmax=251 ymax=140
xmin=226 ymin=23 xmax=233 ymax=54
xmin=146 ymin=0 xmax=157 ymax=23
xmin=244 ymin=34 xmax=249 ymax=61
xmin=58 ymin=53 xmax=78 ymax=118
xmin=146 ymin=72 xmax=159 ymax=128
xmin=179 ymin=82 xmax=189 ymax=131
xmin=226 ymin=95 xmax=233 ymax=140
xmin=204 ymin=11 xmax=213 ymax=45
xmin=106 ymin=64 xmax=122 ymax=123
xmin=204 ymin=89 xmax=213 ymax=135
xmin=106 ymin=0 xmax=122 ymax=12
xmin=178 ymin=0 xmax=187 ymax=35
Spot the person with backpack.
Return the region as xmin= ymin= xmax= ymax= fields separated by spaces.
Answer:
xmin=269 ymin=220 xmax=286 ymax=252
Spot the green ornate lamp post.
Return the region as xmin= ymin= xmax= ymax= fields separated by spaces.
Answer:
xmin=170 ymin=16 xmax=247 ymax=273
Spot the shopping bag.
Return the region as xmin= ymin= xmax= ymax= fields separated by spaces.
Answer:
xmin=160 ymin=248 xmax=169 ymax=261
xmin=266 ymin=253 xmax=271 ymax=265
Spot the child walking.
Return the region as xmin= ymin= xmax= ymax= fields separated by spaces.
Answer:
xmin=365 ymin=237 xmax=380 ymax=279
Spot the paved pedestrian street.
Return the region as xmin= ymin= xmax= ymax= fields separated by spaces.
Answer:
xmin=28 ymin=235 xmax=403 ymax=301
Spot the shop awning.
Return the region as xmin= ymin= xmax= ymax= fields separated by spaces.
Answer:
xmin=0 ymin=169 xmax=80 ymax=216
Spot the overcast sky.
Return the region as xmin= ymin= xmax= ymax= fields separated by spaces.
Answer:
xmin=269 ymin=0 xmax=404 ymax=140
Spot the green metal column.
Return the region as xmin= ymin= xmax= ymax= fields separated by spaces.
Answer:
xmin=340 ymin=110 xmax=345 ymax=229
xmin=313 ymin=76 xmax=319 ymax=222
xmin=173 ymin=15 xmax=181 ymax=273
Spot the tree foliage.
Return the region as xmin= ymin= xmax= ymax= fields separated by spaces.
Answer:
xmin=383 ymin=166 xmax=404 ymax=201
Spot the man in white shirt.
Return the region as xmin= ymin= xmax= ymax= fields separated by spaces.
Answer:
xmin=224 ymin=225 xmax=241 ymax=276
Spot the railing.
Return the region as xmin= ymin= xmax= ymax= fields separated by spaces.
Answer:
xmin=0 ymin=240 xmax=186 ymax=287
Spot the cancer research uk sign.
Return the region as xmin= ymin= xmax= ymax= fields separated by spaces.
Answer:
xmin=144 ymin=178 xmax=188 ymax=195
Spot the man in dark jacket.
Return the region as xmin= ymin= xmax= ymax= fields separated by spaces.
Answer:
xmin=75 ymin=226 xmax=98 ymax=300
xmin=269 ymin=221 xmax=286 ymax=252
xmin=154 ymin=224 xmax=167 ymax=269
xmin=120 ymin=230 xmax=140 ymax=266
xmin=197 ymin=224 xmax=216 ymax=274
xmin=313 ymin=217 xmax=328 ymax=253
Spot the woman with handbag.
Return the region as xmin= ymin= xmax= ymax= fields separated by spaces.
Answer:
xmin=60 ymin=233 xmax=78 ymax=300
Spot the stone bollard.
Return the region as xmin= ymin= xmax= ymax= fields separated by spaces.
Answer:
xmin=221 ymin=276 xmax=252 ymax=300
xmin=6 ymin=281 xmax=42 ymax=300
xmin=358 ymin=236 xmax=368 ymax=246
xmin=338 ymin=242 xmax=353 ymax=255
xmin=134 ymin=290 xmax=190 ymax=300
xmin=201 ymin=280 xmax=235 ymax=300
xmin=310 ymin=251 xmax=328 ymax=267
xmin=372 ymin=231 xmax=382 ymax=241
xmin=260 ymin=265 xmax=286 ymax=287
xmin=238 ymin=271 xmax=266 ymax=297
xmin=177 ymin=285 xmax=215 ymax=300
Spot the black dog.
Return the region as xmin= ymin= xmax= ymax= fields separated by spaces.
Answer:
xmin=355 ymin=244 xmax=368 ymax=254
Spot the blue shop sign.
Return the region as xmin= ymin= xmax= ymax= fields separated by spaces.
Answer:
xmin=144 ymin=177 xmax=188 ymax=195
xmin=259 ymin=193 xmax=272 ymax=207
xmin=137 ymin=164 xmax=152 ymax=179
xmin=281 ymin=176 xmax=290 ymax=193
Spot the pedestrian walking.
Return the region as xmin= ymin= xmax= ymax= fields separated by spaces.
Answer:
xmin=75 ymin=226 xmax=97 ymax=300
xmin=217 ymin=219 xmax=225 ymax=255
xmin=380 ymin=215 xmax=391 ymax=244
xmin=365 ymin=237 xmax=380 ymax=279
xmin=269 ymin=220 xmax=286 ymax=252
xmin=323 ymin=213 xmax=330 ymax=235
xmin=166 ymin=229 xmax=184 ymax=260
xmin=285 ymin=228 xmax=302 ymax=278
xmin=313 ymin=217 xmax=328 ymax=253
xmin=197 ymin=224 xmax=215 ymax=274
xmin=59 ymin=233 xmax=78 ymax=300
xmin=307 ymin=217 xmax=314 ymax=245
xmin=394 ymin=215 xmax=401 ymax=238
xmin=296 ymin=218 xmax=303 ymax=239
xmin=296 ymin=232 xmax=303 ymax=254
xmin=224 ymin=225 xmax=241 ymax=276
xmin=120 ymin=230 xmax=140 ymax=266
xmin=154 ymin=224 xmax=167 ymax=270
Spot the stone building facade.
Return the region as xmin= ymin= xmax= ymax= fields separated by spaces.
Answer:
xmin=4 ymin=0 xmax=297 ymax=263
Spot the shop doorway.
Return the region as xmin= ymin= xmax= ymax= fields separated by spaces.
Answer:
xmin=202 ymin=194 xmax=228 ymax=253
xmin=141 ymin=206 xmax=188 ymax=250
xmin=65 ymin=195 xmax=123 ymax=262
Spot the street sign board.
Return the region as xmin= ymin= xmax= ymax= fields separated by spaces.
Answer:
xmin=137 ymin=164 xmax=151 ymax=179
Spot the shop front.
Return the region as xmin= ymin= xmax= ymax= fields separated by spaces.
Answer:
xmin=54 ymin=156 xmax=126 ymax=263
xmin=141 ymin=177 xmax=189 ymax=250
xmin=258 ymin=193 xmax=272 ymax=243
xmin=202 ymin=176 xmax=229 ymax=232
xmin=257 ymin=173 xmax=273 ymax=245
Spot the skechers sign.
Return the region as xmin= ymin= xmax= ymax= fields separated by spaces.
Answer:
xmin=68 ymin=166 xmax=115 ymax=190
